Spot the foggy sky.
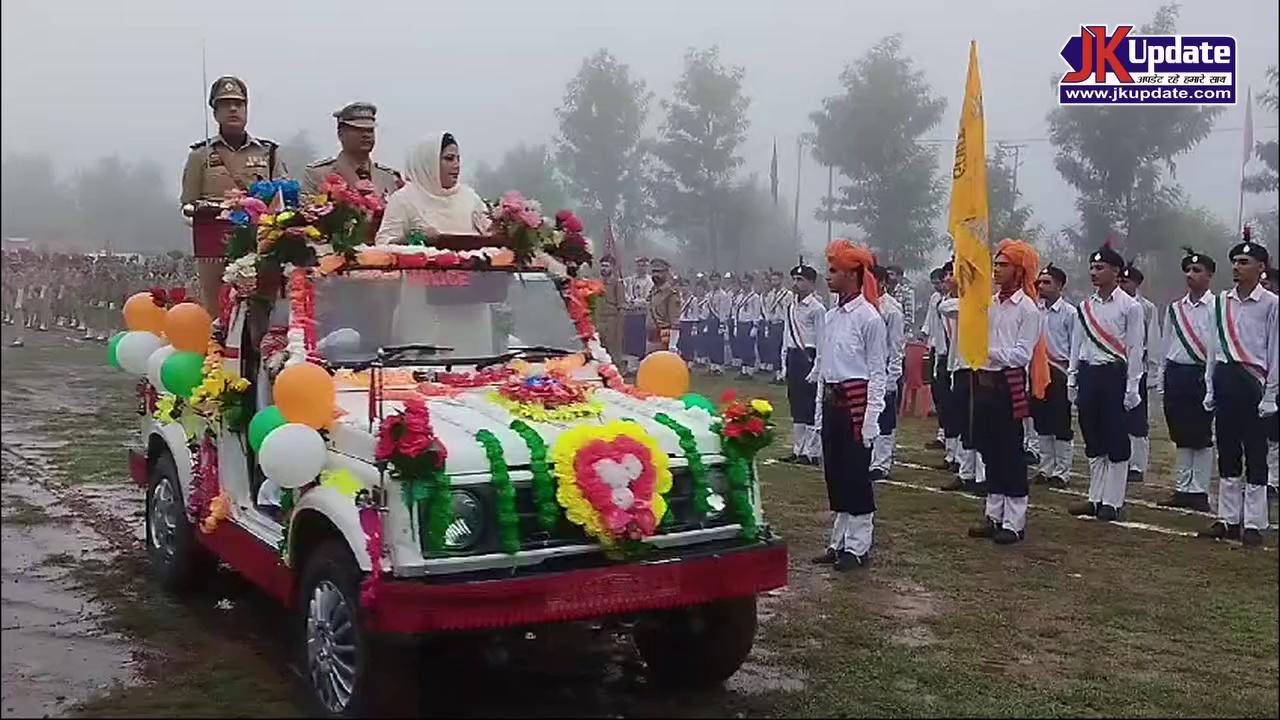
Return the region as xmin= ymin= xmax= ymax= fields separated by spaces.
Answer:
xmin=2 ymin=0 xmax=1276 ymax=257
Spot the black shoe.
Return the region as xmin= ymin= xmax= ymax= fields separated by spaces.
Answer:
xmin=1127 ymin=470 xmax=1144 ymax=484
xmin=935 ymin=459 xmax=954 ymax=471
xmin=1023 ymin=451 xmax=1038 ymax=465
xmin=966 ymin=481 xmax=989 ymax=497
xmin=1268 ymin=487 xmax=1277 ymax=501
xmin=834 ymin=551 xmax=868 ymax=571
xmin=925 ymin=439 xmax=945 ymax=450
xmin=1241 ymin=529 xmax=1263 ymax=547
xmin=948 ymin=461 xmax=960 ymax=473
xmin=1030 ymin=472 xmax=1047 ymax=485
xmin=1197 ymin=521 xmax=1239 ymax=540
xmin=1184 ymin=493 xmax=1211 ymax=512
xmin=779 ymin=454 xmax=801 ymax=465
xmin=810 ymin=548 xmax=838 ymax=565
xmin=1158 ymin=492 xmax=1187 ymax=508
xmin=993 ymin=528 xmax=1025 ymax=545
xmin=940 ymin=476 xmax=967 ymax=492
xmin=967 ymin=519 xmax=997 ymax=538
xmin=1044 ymin=476 xmax=1069 ymax=490
xmin=1068 ymin=501 xmax=1099 ymax=517
xmin=1097 ymin=505 xmax=1119 ymax=522
xmin=868 ymin=468 xmax=886 ymax=481
xmin=802 ymin=456 xmax=821 ymax=467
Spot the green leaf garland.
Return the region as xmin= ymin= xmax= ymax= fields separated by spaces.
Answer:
xmin=476 ymin=430 xmax=520 ymax=554
xmin=509 ymin=419 xmax=559 ymax=532
xmin=653 ymin=413 xmax=711 ymax=518
xmin=277 ymin=488 xmax=295 ymax=561
xmin=722 ymin=445 xmax=759 ymax=540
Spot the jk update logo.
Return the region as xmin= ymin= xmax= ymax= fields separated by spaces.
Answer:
xmin=1059 ymin=26 xmax=1236 ymax=105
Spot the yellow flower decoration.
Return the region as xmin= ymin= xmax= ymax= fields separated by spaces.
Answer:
xmin=259 ymin=214 xmax=276 ymax=227
xmin=276 ymin=210 xmax=296 ymax=224
xmin=304 ymin=226 xmax=322 ymax=239
xmin=550 ymin=421 xmax=673 ymax=549
xmin=488 ymin=394 xmax=603 ymax=424
xmin=319 ymin=469 xmax=363 ymax=498
xmin=750 ymin=399 xmax=774 ymax=416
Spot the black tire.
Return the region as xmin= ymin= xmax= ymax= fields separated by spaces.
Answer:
xmin=297 ymin=540 xmax=375 ymax=718
xmin=633 ymin=595 xmax=759 ymax=689
xmin=145 ymin=450 xmax=216 ymax=593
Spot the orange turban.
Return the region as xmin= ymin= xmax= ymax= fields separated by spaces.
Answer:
xmin=825 ymin=239 xmax=879 ymax=308
xmin=995 ymin=238 xmax=1050 ymax=400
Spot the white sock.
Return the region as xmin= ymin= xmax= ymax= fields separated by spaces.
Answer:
xmin=945 ymin=437 xmax=958 ymax=463
xmin=1267 ymin=441 xmax=1278 ymax=490
xmin=828 ymin=512 xmax=849 ymax=551
xmin=1217 ymin=477 xmax=1243 ymax=525
xmin=1036 ymin=435 xmax=1056 ymax=476
xmin=1087 ymin=456 xmax=1106 ymax=504
xmin=959 ymin=448 xmax=975 ymax=481
xmin=1173 ymin=447 xmax=1194 ymax=493
xmin=1002 ymin=496 xmax=1028 ymax=533
xmin=871 ymin=430 xmax=896 ymax=473
xmin=1243 ymin=484 xmax=1270 ymax=531
xmin=1129 ymin=435 xmax=1149 ymax=473
xmin=844 ymin=513 xmax=874 ymax=556
xmin=974 ymin=452 xmax=987 ymax=486
xmin=1054 ymin=439 xmax=1074 ymax=480
xmin=1190 ymin=448 xmax=1214 ymax=496
xmin=985 ymin=493 xmax=1006 ymax=525
xmin=1103 ymin=461 xmax=1128 ymax=509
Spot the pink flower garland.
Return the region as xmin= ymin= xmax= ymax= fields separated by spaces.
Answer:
xmin=358 ymin=505 xmax=384 ymax=612
xmin=185 ymin=434 xmax=220 ymax=524
xmin=287 ymin=267 xmax=319 ymax=361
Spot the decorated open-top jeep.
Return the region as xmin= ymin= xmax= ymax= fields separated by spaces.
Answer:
xmin=114 ymin=181 xmax=787 ymax=716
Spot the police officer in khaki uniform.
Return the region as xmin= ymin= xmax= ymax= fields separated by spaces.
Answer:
xmin=180 ymin=75 xmax=288 ymax=307
xmin=646 ymin=258 xmax=683 ymax=355
xmin=302 ymin=102 xmax=402 ymax=198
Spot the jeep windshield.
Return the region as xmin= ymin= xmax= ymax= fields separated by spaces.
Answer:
xmin=311 ymin=269 xmax=580 ymax=365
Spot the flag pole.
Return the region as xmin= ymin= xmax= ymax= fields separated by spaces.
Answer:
xmin=793 ymin=136 xmax=803 ymax=256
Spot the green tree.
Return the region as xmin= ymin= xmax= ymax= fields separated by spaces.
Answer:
xmin=652 ymin=46 xmax=751 ymax=271
xmin=555 ymin=49 xmax=653 ymax=253
xmin=473 ymin=144 xmax=571 ymax=212
xmin=1244 ymin=65 xmax=1278 ymax=194
xmin=1 ymin=152 xmax=72 ymax=243
xmin=73 ymin=157 xmax=185 ymax=253
xmin=809 ymin=35 xmax=947 ymax=270
xmin=717 ymin=176 xmax=796 ymax=272
xmin=1047 ymin=4 xmax=1222 ymax=263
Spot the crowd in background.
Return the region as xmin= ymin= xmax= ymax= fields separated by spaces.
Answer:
xmin=2 ymin=250 xmax=195 ymax=344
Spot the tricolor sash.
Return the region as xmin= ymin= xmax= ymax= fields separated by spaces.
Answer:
xmin=786 ymin=302 xmax=805 ymax=350
xmin=1214 ymin=294 xmax=1266 ymax=383
xmin=1167 ymin=302 xmax=1207 ymax=365
xmin=1077 ymin=300 xmax=1126 ymax=362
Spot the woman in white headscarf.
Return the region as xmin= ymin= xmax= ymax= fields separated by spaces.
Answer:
xmin=374 ymin=131 xmax=490 ymax=244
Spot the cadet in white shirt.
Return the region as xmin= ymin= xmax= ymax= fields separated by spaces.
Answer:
xmin=921 ymin=265 xmax=950 ymax=450
xmin=1198 ymin=238 xmax=1278 ymax=547
xmin=733 ymin=274 xmax=763 ymax=377
xmin=761 ymin=270 xmax=791 ymax=380
xmin=677 ymin=275 xmax=704 ymax=363
xmin=966 ymin=239 xmax=1047 ymax=544
xmin=1031 ymin=264 xmax=1075 ymax=489
xmin=1158 ymin=249 xmax=1216 ymax=512
xmin=704 ymin=273 xmax=733 ymax=374
xmin=808 ymin=240 xmax=887 ymax=572
xmin=869 ymin=265 xmax=906 ymax=481
xmin=622 ymin=257 xmax=653 ymax=364
xmin=1068 ymin=243 xmax=1146 ymax=522
xmin=780 ymin=264 xmax=826 ymax=466
xmin=1119 ymin=264 xmax=1160 ymax=483
xmin=1264 ymin=266 xmax=1280 ymax=500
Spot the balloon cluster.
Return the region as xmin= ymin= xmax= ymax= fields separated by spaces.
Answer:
xmin=247 ymin=363 xmax=336 ymax=489
xmin=109 ymin=292 xmax=214 ymax=397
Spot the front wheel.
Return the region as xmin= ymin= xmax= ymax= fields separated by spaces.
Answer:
xmin=633 ymin=595 xmax=758 ymax=688
xmin=146 ymin=451 xmax=215 ymax=593
xmin=298 ymin=541 xmax=375 ymax=718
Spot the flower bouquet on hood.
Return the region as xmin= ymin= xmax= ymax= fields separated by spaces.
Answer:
xmin=545 ymin=210 xmax=592 ymax=268
xmin=375 ymin=398 xmax=452 ymax=551
xmin=713 ymin=390 xmax=775 ymax=458
xmin=306 ymin=173 xmax=386 ymax=259
xmin=489 ymin=191 xmax=555 ymax=265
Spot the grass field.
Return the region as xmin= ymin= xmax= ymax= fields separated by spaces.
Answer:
xmin=3 ymin=330 xmax=1277 ymax=717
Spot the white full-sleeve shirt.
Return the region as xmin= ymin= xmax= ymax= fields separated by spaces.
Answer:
xmin=1204 ymin=283 xmax=1279 ymax=408
xmin=1163 ymin=291 xmax=1214 ymax=366
xmin=1069 ymin=286 xmax=1145 ymax=394
xmin=1039 ymin=296 xmax=1075 ymax=370
xmin=783 ymin=293 xmax=825 ymax=351
xmin=879 ymin=293 xmax=906 ymax=386
xmin=813 ymin=294 xmax=887 ymax=429
xmin=982 ymin=289 xmax=1042 ymax=371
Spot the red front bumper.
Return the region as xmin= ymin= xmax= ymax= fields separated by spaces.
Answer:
xmin=367 ymin=542 xmax=788 ymax=634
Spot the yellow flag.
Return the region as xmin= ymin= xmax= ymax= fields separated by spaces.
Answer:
xmin=948 ymin=41 xmax=990 ymax=370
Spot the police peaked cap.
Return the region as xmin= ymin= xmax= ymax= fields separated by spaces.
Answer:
xmin=790 ymin=264 xmax=818 ymax=282
xmin=1038 ymin=263 xmax=1067 ymax=285
xmin=1180 ymin=248 xmax=1216 ymax=273
xmin=1090 ymin=245 xmax=1125 ymax=269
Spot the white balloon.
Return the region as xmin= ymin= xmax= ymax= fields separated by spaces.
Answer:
xmin=259 ymin=423 xmax=327 ymax=489
xmin=117 ymin=331 xmax=165 ymax=375
xmin=145 ymin=345 xmax=177 ymax=393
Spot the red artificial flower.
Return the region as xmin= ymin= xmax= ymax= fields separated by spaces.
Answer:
xmin=720 ymin=389 xmax=738 ymax=405
xmin=396 ymin=254 xmax=429 ymax=269
xmin=723 ymin=423 xmax=744 ymax=438
xmin=724 ymin=403 xmax=748 ymax=421
xmin=744 ymin=416 xmax=766 ymax=435
xmin=397 ymin=432 xmax=432 ymax=458
xmin=434 ymin=252 xmax=461 ymax=268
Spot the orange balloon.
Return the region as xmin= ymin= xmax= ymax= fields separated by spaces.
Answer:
xmin=636 ymin=351 xmax=690 ymax=399
xmin=165 ymin=303 xmax=213 ymax=354
xmin=274 ymin=362 xmax=336 ymax=429
xmin=123 ymin=293 xmax=166 ymax=334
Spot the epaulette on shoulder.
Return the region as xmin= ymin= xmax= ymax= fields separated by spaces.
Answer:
xmin=189 ymin=138 xmax=211 ymax=150
xmin=260 ymin=138 xmax=278 ymax=148
xmin=374 ymin=162 xmax=401 ymax=177
xmin=307 ymin=156 xmax=338 ymax=169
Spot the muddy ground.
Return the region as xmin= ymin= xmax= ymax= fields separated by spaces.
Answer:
xmin=2 ymin=325 xmax=1277 ymax=718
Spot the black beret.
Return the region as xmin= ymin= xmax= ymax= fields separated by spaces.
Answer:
xmin=1090 ymin=245 xmax=1125 ymax=269
xmin=790 ymin=264 xmax=818 ymax=282
xmin=1038 ymin=263 xmax=1067 ymax=286
xmin=1120 ymin=264 xmax=1144 ymax=284
xmin=1180 ymin=249 xmax=1216 ymax=273
xmin=1229 ymin=241 xmax=1270 ymax=265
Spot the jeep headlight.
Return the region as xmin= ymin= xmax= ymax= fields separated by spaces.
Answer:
xmin=705 ymin=489 xmax=728 ymax=518
xmin=443 ymin=490 xmax=486 ymax=551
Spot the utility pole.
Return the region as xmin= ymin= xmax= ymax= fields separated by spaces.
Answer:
xmin=1003 ymin=142 xmax=1028 ymax=199
xmin=826 ymin=164 xmax=834 ymax=244
xmin=793 ymin=136 xmax=803 ymax=257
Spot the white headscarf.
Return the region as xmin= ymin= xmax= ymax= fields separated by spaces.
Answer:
xmin=393 ymin=131 xmax=486 ymax=234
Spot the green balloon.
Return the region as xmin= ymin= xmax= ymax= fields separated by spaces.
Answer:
xmin=681 ymin=393 xmax=717 ymax=413
xmin=248 ymin=406 xmax=286 ymax=452
xmin=106 ymin=332 xmax=126 ymax=369
xmin=160 ymin=351 xmax=205 ymax=398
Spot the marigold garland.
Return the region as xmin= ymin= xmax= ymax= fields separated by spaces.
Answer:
xmin=550 ymin=421 xmax=672 ymax=551
xmin=475 ymin=430 xmax=520 ymax=553
xmin=653 ymin=413 xmax=710 ymax=518
xmin=489 ymin=392 xmax=603 ymax=424
xmin=509 ymin=420 xmax=559 ymax=532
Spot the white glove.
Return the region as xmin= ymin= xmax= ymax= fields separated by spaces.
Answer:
xmin=1259 ymin=400 xmax=1278 ymax=418
xmin=861 ymin=423 xmax=877 ymax=449
xmin=749 ymin=326 xmax=757 ymax=339
xmin=1203 ymin=394 xmax=1215 ymax=413
xmin=1067 ymin=382 xmax=1078 ymax=404
xmin=805 ymin=368 xmax=820 ymax=384
xmin=1123 ymin=390 xmax=1141 ymax=411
